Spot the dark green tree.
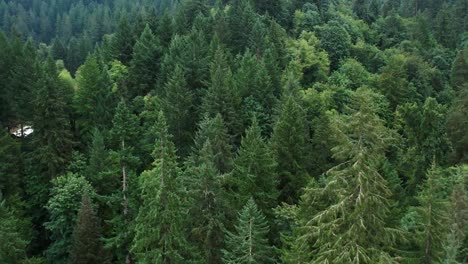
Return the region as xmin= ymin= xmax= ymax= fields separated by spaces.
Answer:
xmin=111 ymin=17 xmax=136 ymax=65
xmin=163 ymin=65 xmax=195 ymax=156
xmin=318 ymin=20 xmax=352 ymax=70
xmin=69 ymin=195 xmax=106 ymax=264
xmin=0 ymin=200 xmax=28 ymax=263
xmin=271 ymin=95 xmax=309 ymax=204
xmin=128 ymin=24 xmax=162 ymax=97
xmin=0 ymin=129 xmax=22 ymax=200
xmin=132 ymin=111 xmax=190 ymax=263
xmin=201 ymin=47 xmax=242 ymax=142
xmin=229 ymin=118 xmax=278 ymax=215
xmin=222 ymin=198 xmax=275 ymax=264
xmin=45 ymin=173 xmax=95 ymax=264
xmin=451 ymin=47 xmax=468 ymax=92
xmin=187 ymin=140 xmax=226 ymax=264
xmin=75 ymin=54 xmax=113 ymax=137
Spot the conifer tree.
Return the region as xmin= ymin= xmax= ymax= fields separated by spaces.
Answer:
xmin=190 ymin=114 xmax=234 ymax=174
xmin=111 ymin=17 xmax=136 ymax=65
xmin=271 ymin=95 xmax=309 ymax=204
xmin=451 ymin=47 xmax=468 ymax=91
xmin=132 ymin=111 xmax=190 ymax=263
xmin=188 ymin=140 xmax=226 ymax=264
xmin=163 ymin=65 xmax=195 ymax=156
xmin=86 ymin=128 xmax=112 ymax=195
xmin=201 ymin=47 xmax=242 ymax=143
xmin=413 ymin=165 xmax=451 ymax=264
xmin=70 ymin=195 xmax=106 ymax=264
xmin=128 ymin=24 xmax=161 ymax=97
xmin=107 ymin=100 xmax=140 ymax=263
xmin=0 ymin=199 xmax=28 ymax=263
xmin=45 ymin=173 xmax=95 ymax=264
xmin=0 ymin=129 xmax=21 ymax=200
xmin=75 ymin=54 xmax=113 ymax=137
xmin=297 ymin=88 xmax=399 ymax=263
xmin=222 ymin=198 xmax=275 ymax=264
xmin=229 ymin=118 xmax=278 ymax=215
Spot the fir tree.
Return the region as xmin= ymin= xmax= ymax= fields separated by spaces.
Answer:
xmin=128 ymin=24 xmax=161 ymax=97
xmin=132 ymin=111 xmax=190 ymax=263
xmin=75 ymin=54 xmax=113 ymax=137
xmin=0 ymin=129 xmax=21 ymax=200
xmin=271 ymin=95 xmax=309 ymax=204
xmin=70 ymin=195 xmax=106 ymax=264
xmin=297 ymin=88 xmax=400 ymax=263
xmin=163 ymin=65 xmax=195 ymax=157
xmin=187 ymin=140 xmax=226 ymax=264
xmin=201 ymin=47 xmax=242 ymax=143
xmin=222 ymin=198 xmax=275 ymax=264
xmin=0 ymin=199 xmax=28 ymax=263
xmin=229 ymin=118 xmax=278 ymax=215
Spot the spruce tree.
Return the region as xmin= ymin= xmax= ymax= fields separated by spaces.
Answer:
xmin=201 ymin=47 xmax=242 ymax=143
xmin=0 ymin=129 xmax=21 ymax=200
xmin=451 ymin=47 xmax=468 ymax=92
xmin=106 ymin=100 xmax=140 ymax=263
xmin=132 ymin=111 xmax=190 ymax=263
xmin=69 ymin=195 xmax=106 ymax=264
xmin=190 ymin=114 xmax=234 ymax=174
xmin=163 ymin=65 xmax=195 ymax=156
xmin=229 ymin=118 xmax=278 ymax=215
xmin=187 ymin=140 xmax=226 ymax=264
xmin=298 ymin=88 xmax=399 ymax=263
xmin=128 ymin=24 xmax=161 ymax=97
xmin=413 ymin=165 xmax=451 ymax=264
xmin=75 ymin=54 xmax=113 ymax=137
xmin=271 ymin=95 xmax=309 ymax=204
xmin=222 ymin=198 xmax=275 ymax=264
xmin=111 ymin=17 xmax=136 ymax=65
xmin=0 ymin=199 xmax=28 ymax=263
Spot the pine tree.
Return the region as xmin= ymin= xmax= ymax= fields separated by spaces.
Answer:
xmin=111 ymin=17 xmax=136 ymax=65
xmin=0 ymin=129 xmax=21 ymax=200
xmin=75 ymin=54 xmax=113 ymax=137
xmin=413 ymin=165 xmax=451 ymax=264
xmin=297 ymin=88 xmax=399 ymax=263
xmin=187 ymin=140 xmax=226 ymax=264
xmin=271 ymin=95 xmax=309 ymax=204
xmin=0 ymin=199 xmax=28 ymax=263
xmin=190 ymin=114 xmax=234 ymax=174
xmin=132 ymin=111 xmax=190 ymax=263
xmin=163 ymin=65 xmax=195 ymax=156
xmin=451 ymin=47 xmax=468 ymax=92
xmin=222 ymin=198 xmax=275 ymax=264
xmin=107 ymin=100 xmax=140 ymax=263
xmin=69 ymin=195 xmax=106 ymax=264
xmin=85 ymin=128 xmax=112 ymax=195
xmin=229 ymin=118 xmax=278 ymax=215
xmin=201 ymin=47 xmax=242 ymax=143
xmin=128 ymin=24 xmax=161 ymax=97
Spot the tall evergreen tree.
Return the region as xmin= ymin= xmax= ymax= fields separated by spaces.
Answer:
xmin=132 ymin=111 xmax=190 ymax=263
xmin=163 ymin=65 xmax=195 ymax=156
xmin=229 ymin=118 xmax=278 ymax=215
xmin=201 ymin=47 xmax=242 ymax=143
xmin=111 ymin=17 xmax=136 ymax=65
xmin=295 ymin=88 xmax=399 ymax=263
xmin=0 ymin=199 xmax=28 ymax=263
xmin=0 ymin=129 xmax=21 ymax=200
xmin=128 ymin=24 xmax=161 ymax=97
xmin=222 ymin=198 xmax=275 ymax=264
xmin=75 ymin=54 xmax=113 ymax=138
xmin=187 ymin=140 xmax=226 ymax=264
xmin=69 ymin=195 xmax=106 ymax=264
xmin=271 ymin=95 xmax=309 ymax=204
xmin=190 ymin=114 xmax=234 ymax=174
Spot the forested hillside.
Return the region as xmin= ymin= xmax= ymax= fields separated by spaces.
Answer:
xmin=0 ymin=0 xmax=467 ymax=263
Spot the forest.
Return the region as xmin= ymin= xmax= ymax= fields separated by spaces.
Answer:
xmin=0 ymin=0 xmax=467 ymax=263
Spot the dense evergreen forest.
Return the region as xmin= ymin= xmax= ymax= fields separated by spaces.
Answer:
xmin=0 ymin=0 xmax=467 ymax=263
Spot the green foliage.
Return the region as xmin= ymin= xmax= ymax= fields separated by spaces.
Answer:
xmin=222 ymin=198 xmax=275 ymax=264
xmin=69 ymin=195 xmax=107 ymax=264
xmin=0 ymin=129 xmax=21 ymax=200
xmin=271 ymin=95 xmax=309 ymax=204
xmin=0 ymin=200 xmax=29 ymax=263
xmin=45 ymin=173 xmax=95 ymax=264
xmin=293 ymin=88 xmax=400 ymax=263
xmin=229 ymin=118 xmax=278 ymax=215
xmin=132 ymin=111 xmax=190 ymax=263
xmin=129 ymin=24 xmax=162 ymax=97
xmin=317 ymin=20 xmax=352 ymax=70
